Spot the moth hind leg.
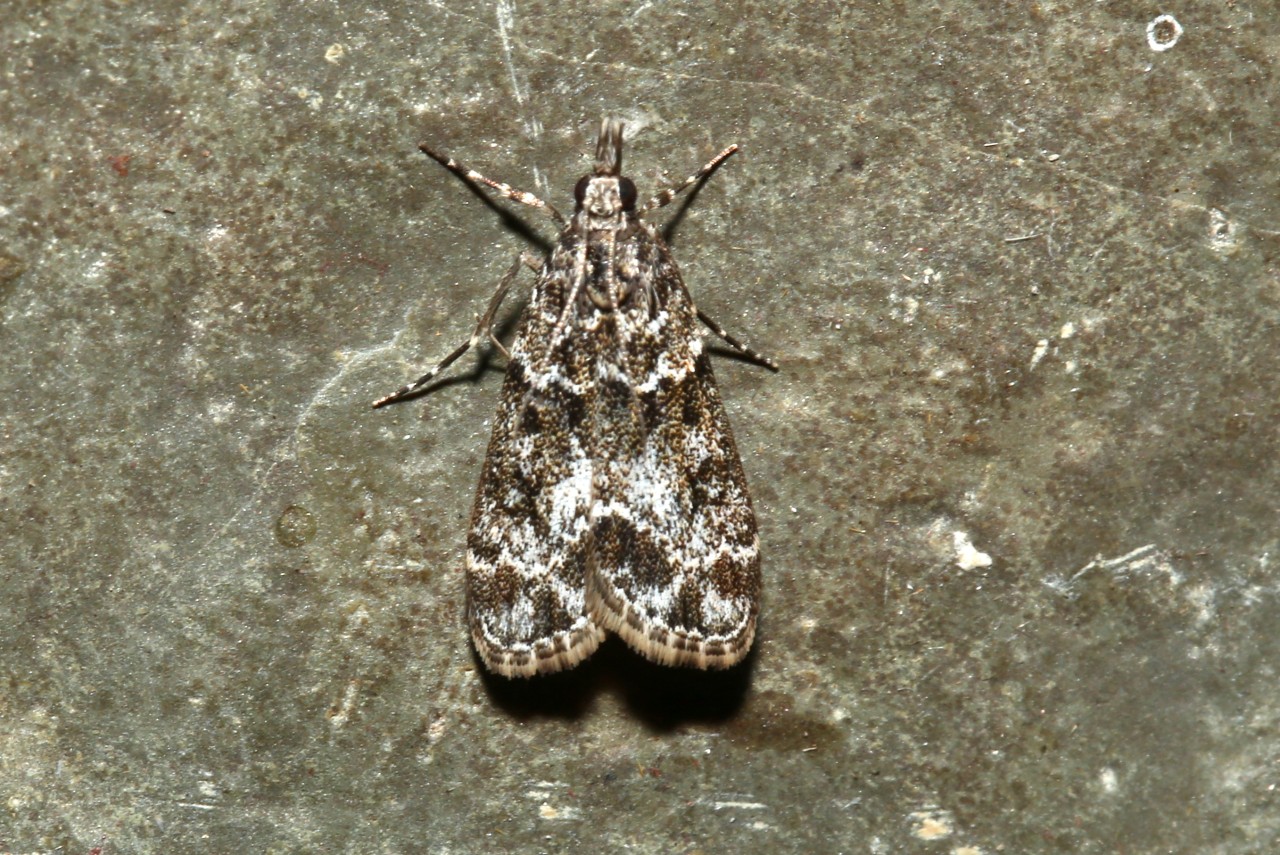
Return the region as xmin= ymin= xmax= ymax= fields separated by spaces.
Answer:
xmin=696 ymin=307 xmax=778 ymax=372
xmin=373 ymin=253 xmax=536 ymax=408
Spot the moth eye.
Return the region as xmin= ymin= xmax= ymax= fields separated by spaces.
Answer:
xmin=618 ymin=177 xmax=638 ymax=210
xmin=574 ymin=175 xmax=591 ymax=205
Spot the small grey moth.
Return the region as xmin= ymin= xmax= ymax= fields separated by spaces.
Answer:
xmin=375 ymin=119 xmax=774 ymax=678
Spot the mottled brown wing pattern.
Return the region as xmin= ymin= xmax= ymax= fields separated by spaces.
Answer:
xmin=583 ymin=235 xmax=761 ymax=669
xmin=464 ymin=249 xmax=607 ymax=678
xmin=377 ymin=119 xmax=766 ymax=678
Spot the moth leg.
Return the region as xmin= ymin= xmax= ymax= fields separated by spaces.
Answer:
xmin=419 ymin=143 xmax=566 ymax=226
xmin=372 ymin=254 xmax=528 ymax=408
xmin=481 ymin=251 xmax=542 ymax=356
xmin=642 ymin=143 xmax=740 ymax=213
xmin=696 ymin=307 xmax=779 ymax=371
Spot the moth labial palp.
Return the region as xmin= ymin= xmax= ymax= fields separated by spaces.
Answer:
xmin=374 ymin=118 xmax=776 ymax=678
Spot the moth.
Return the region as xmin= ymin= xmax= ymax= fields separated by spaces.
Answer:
xmin=375 ymin=119 xmax=773 ymax=677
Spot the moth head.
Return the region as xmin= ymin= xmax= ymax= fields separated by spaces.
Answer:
xmin=573 ymin=174 xmax=638 ymax=226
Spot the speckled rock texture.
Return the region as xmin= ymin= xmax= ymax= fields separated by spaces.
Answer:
xmin=2 ymin=2 xmax=1276 ymax=852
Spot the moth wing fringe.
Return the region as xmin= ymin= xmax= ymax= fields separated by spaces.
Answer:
xmin=588 ymin=589 xmax=758 ymax=670
xmin=469 ymin=618 xmax=606 ymax=678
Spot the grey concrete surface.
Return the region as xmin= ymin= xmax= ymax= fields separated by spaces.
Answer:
xmin=2 ymin=1 xmax=1277 ymax=852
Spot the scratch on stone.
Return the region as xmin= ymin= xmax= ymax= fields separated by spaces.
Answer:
xmin=711 ymin=800 xmax=768 ymax=810
xmin=1044 ymin=544 xmax=1180 ymax=597
xmin=495 ymin=0 xmax=528 ymax=107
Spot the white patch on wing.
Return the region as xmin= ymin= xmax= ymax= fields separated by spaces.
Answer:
xmin=548 ymin=455 xmax=593 ymax=537
xmin=699 ymin=584 xmax=742 ymax=626
xmin=526 ymin=360 xmax=584 ymax=394
xmin=633 ymin=346 xmax=695 ymax=393
xmin=631 ymin=583 xmax=676 ymax=619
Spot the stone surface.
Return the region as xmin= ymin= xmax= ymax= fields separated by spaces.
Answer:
xmin=2 ymin=1 xmax=1277 ymax=852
